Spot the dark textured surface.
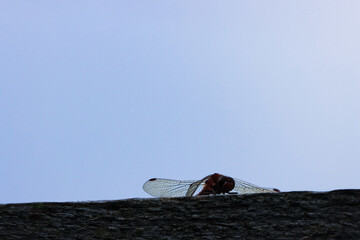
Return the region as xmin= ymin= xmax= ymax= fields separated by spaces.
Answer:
xmin=1 ymin=190 xmax=360 ymax=239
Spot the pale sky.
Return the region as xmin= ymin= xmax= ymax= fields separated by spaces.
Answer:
xmin=1 ymin=1 xmax=360 ymax=203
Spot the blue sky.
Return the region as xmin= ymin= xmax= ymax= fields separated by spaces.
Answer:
xmin=1 ymin=1 xmax=360 ymax=203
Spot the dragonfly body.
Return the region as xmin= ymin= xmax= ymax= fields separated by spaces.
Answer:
xmin=197 ymin=173 xmax=235 ymax=195
xmin=143 ymin=173 xmax=279 ymax=198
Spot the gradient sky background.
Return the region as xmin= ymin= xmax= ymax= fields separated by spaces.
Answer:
xmin=1 ymin=1 xmax=360 ymax=203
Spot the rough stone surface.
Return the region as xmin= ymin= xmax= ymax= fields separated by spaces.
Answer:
xmin=1 ymin=190 xmax=360 ymax=239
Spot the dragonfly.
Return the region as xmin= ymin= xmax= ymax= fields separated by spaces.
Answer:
xmin=142 ymin=173 xmax=280 ymax=198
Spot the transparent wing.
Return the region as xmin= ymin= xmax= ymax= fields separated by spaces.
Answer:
xmin=185 ymin=174 xmax=214 ymax=197
xmin=143 ymin=178 xmax=202 ymax=197
xmin=233 ymin=178 xmax=279 ymax=194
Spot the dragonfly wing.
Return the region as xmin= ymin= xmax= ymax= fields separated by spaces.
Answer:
xmin=185 ymin=174 xmax=214 ymax=197
xmin=143 ymin=178 xmax=196 ymax=197
xmin=233 ymin=178 xmax=278 ymax=194
xmin=185 ymin=179 xmax=206 ymax=197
